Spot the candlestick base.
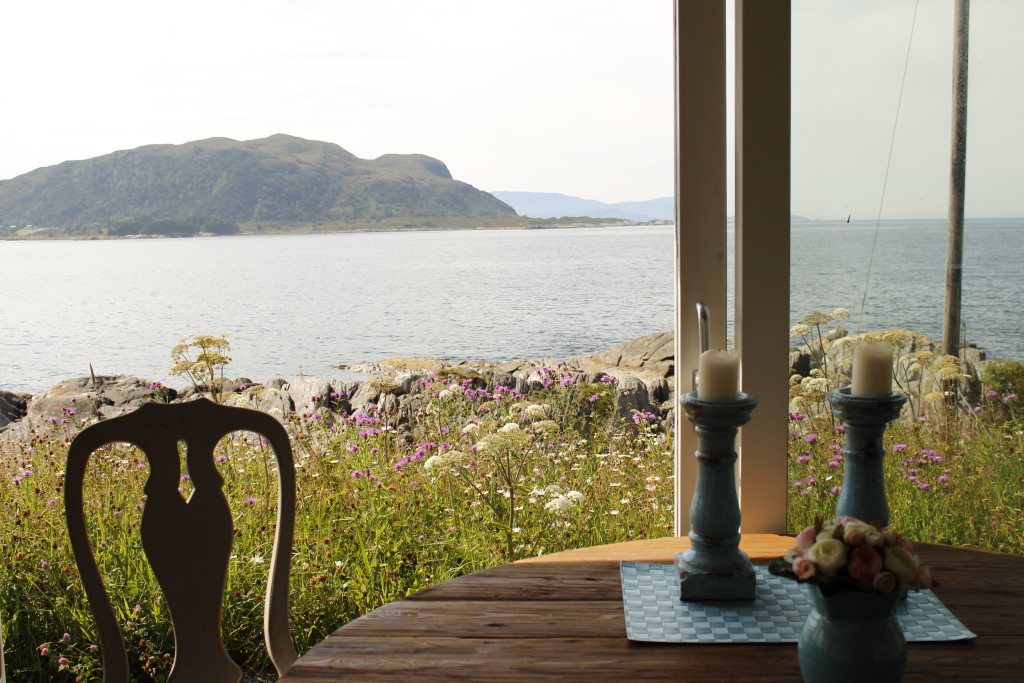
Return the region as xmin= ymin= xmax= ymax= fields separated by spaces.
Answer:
xmin=675 ymin=550 xmax=757 ymax=601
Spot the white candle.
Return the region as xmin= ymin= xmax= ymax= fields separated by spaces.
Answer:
xmin=851 ymin=342 xmax=894 ymax=397
xmin=698 ymin=350 xmax=739 ymax=401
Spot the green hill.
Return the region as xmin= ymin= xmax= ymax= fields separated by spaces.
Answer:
xmin=0 ymin=134 xmax=520 ymax=235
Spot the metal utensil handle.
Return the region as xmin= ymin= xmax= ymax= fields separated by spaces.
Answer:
xmin=693 ymin=302 xmax=710 ymax=391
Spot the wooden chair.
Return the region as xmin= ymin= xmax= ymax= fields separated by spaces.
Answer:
xmin=65 ymin=398 xmax=297 ymax=683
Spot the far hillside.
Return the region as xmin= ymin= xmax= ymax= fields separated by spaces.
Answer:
xmin=0 ymin=135 xmax=522 ymax=235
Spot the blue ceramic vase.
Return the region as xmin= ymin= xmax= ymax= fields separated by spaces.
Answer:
xmin=798 ymin=585 xmax=906 ymax=683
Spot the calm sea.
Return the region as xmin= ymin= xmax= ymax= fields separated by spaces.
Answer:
xmin=2 ymin=218 xmax=1021 ymax=395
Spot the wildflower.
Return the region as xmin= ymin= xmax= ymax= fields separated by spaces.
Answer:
xmin=600 ymin=375 xmax=617 ymax=383
xmin=40 ymin=561 xmax=50 ymax=570
xmin=803 ymin=433 xmax=819 ymax=443
xmin=788 ymin=412 xmax=808 ymax=421
xmin=892 ymin=444 xmax=907 ymax=452
xmin=918 ymin=483 xmax=932 ymax=491
xmin=1004 ymin=394 xmax=1017 ymax=403
xmin=62 ymin=632 xmax=72 ymax=642
xmin=916 ymin=417 xmax=928 ymax=422
xmin=249 ymin=555 xmax=265 ymax=564
xmin=986 ymin=390 xmax=998 ymax=398
xmin=790 ymin=323 xmax=812 ymax=337
xmin=974 ymin=406 xmax=983 ymax=413
xmin=588 ymin=394 xmax=599 ymax=402
xmin=544 ymin=497 xmax=575 ymax=514
xmin=351 ymin=470 xmax=363 ymax=479
xmin=524 ymin=404 xmax=548 ymax=420
xmin=216 ymin=455 xmax=228 ymax=462
xmin=499 ymin=422 xmax=521 ymax=433
xmin=245 ymin=497 xmax=258 ymax=504
xmin=937 ymin=475 xmax=950 ymax=483
xmin=11 ymin=476 xmax=21 ymax=485
xmin=40 ymin=647 xmax=49 ymax=655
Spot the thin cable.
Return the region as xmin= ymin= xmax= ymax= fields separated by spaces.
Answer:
xmin=856 ymin=0 xmax=921 ymax=334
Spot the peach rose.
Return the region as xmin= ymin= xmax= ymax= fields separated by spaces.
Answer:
xmin=793 ymin=557 xmax=817 ymax=580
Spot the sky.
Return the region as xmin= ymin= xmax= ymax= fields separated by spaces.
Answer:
xmin=1 ymin=0 xmax=1021 ymax=220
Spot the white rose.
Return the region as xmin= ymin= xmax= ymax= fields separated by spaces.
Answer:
xmin=884 ymin=546 xmax=920 ymax=584
xmin=872 ymin=570 xmax=898 ymax=594
xmin=807 ymin=539 xmax=848 ymax=576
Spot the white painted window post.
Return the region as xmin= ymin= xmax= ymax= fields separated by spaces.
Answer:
xmin=673 ymin=0 xmax=790 ymax=536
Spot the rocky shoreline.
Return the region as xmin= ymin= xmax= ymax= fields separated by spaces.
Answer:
xmin=0 ymin=328 xmax=990 ymax=445
xmin=0 ymin=333 xmax=677 ymax=445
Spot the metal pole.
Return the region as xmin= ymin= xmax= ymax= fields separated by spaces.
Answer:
xmin=942 ymin=0 xmax=970 ymax=358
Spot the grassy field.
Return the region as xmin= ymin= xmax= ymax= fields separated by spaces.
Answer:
xmin=2 ymin=339 xmax=1022 ymax=680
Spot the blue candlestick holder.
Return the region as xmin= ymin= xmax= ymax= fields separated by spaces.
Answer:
xmin=827 ymin=387 xmax=908 ymax=528
xmin=675 ymin=391 xmax=757 ymax=601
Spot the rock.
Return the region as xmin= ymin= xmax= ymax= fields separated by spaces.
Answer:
xmin=287 ymin=377 xmax=334 ymax=414
xmin=0 ymin=391 xmax=29 ymax=429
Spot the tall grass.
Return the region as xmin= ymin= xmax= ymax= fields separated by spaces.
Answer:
xmin=0 ymin=368 xmax=673 ymax=681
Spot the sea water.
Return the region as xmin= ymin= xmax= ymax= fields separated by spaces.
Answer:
xmin=1 ymin=218 xmax=1021 ymax=395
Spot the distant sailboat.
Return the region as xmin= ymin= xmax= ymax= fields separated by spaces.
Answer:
xmin=846 ymin=214 xmax=850 ymax=223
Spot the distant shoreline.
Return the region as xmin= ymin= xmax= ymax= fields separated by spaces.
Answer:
xmin=0 ymin=219 xmax=673 ymax=241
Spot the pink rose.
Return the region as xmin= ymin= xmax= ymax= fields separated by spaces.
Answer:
xmin=794 ymin=524 xmax=819 ymax=553
xmin=793 ymin=557 xmax=817 ymax=580
xmin=849 ymin=544 xmax=883 ymax=583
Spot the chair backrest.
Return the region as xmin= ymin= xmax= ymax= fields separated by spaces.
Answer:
xmin=65 ymin=398 xmax=297 ymax=683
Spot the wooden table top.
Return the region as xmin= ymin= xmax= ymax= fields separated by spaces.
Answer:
xmin=279 ymin=534 xmax=1024 ymax=681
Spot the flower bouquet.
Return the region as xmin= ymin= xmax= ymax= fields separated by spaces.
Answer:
xmin=771 ymin=516 xmax=933 ymax=683
xmin=770 ymin=515 xmax=932 ymax=595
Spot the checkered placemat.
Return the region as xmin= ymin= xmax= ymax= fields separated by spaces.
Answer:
xmin=620 ymin=562 xmax=976 ymax=644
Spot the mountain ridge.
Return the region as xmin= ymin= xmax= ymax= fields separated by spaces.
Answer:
xmin=0 ymin=134 xmax=519 ymax=234
xmin=491 ymin=191 xmax=673 ymax=222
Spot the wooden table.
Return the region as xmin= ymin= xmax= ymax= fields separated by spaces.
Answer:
xmin=280 ymin=534 xmax=1024 ymax=681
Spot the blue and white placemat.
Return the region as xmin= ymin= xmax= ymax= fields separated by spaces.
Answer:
xmin=620 ymin=562 xmax=976 ymax=644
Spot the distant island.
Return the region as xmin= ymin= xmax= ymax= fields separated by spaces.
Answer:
xmin=0 ymin=135 xmax=630 ymax=238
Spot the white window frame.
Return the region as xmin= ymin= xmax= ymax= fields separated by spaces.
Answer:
xmin=673 ymin=0 xmax=789 ymax=536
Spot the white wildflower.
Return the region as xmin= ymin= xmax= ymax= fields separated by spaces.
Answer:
xmin=499 ymin=422 xmax=521 ymax=433
xmin=544 ymin=496 xmax=574 ymax=514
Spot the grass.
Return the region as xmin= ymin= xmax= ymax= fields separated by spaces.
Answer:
xmin=0 ymin=367 xmax=672 ymax=681
xmin=2 ymin=329 xmax=1023 ymax=681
